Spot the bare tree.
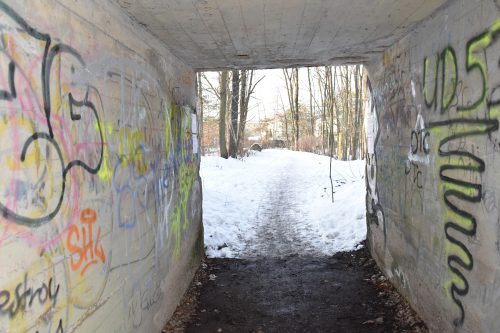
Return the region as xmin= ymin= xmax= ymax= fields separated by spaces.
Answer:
xmin=352 ymin=65 xmax=362 ymax=159
xmin=197 ymin=72 xmax=204 ymax=154
xmin=278 ymin=92 xmax=290 ymax=146
xmin=329 ymin=66 xmax=337 ymax=202
xmin=229 ymin=70 xmax=240 ymax=158
xmin=219 ymin=71 xmax=229 ymax=158
xmin=315 ymin=68 xmax=326 ymax=153
xmin=237 ymin=70 xmax=265 ymax=153
xmin=307 ymin=67 xmax=315 ymax=137
xmin=283 ymin=67 xmax=300 ymax=149
xmin=237 ymin=70 xmax=247 ymax=153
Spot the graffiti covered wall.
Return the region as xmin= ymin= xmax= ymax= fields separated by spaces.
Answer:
xmin=366 ymin=0 xmax=500 ymax=331
xmin=0 ymin=0 xmax=203 ymax=332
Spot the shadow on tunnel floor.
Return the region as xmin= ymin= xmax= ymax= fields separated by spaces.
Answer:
xmin=164 ymin=243 xmax=428 ymax=333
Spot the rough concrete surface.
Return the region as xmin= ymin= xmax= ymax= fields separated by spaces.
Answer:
xmin=114 ymin=0 xmax=449 ymax=70
xmin=365 ymin=0 xmax=500 ymax=331
xmin=0 ymin=1 xmax=202 ymax=332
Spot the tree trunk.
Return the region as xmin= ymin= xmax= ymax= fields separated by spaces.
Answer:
xmin=197 ymin=72 xmax=204 ymax=155
xmin=283 ymin=68 xmax=300 ymax=150
xmin=353 ymin=65 xmax=361 ymax=159
xmin=219 ymin=71 xmax=228 ymax=158
xmin=358 ymin=69 xmax=365 ymax=158
xmin=279 ymin=93 xmax=290 ymax=146
xmin=316 ymin=68 xmax=326 ymax=153
xmin=229 ymin=70 xmax=240 ymax=158
xmin=283 ymin=69 xmax=294 ymax=147
xmin=307 ymin=67 xmax=315 ymax=137
xmin=293 ymin=68 xmax=299 ymax=150
xmin=342 ymin=66 xmax=349 ymax=160
xmin=237 ymin=70 xmax=247 ymax=154
xmin=332 ymin=67 xmax=341 ymax=159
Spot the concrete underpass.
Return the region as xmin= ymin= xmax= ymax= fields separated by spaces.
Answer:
xmin=0 ymin=0 xmax=499 ymax=332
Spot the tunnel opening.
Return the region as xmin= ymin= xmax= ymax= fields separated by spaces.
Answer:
xmin=197 ymin=66 xmax=368 ymax=259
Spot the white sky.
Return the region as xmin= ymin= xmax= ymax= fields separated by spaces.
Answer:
xmin=247 ymin=69 xmax=285 ymax=122
xmin=203 ymin=68 xmax=314 ymax=122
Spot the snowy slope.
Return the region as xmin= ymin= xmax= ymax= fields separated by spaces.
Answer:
xmin=200 ymin=149 xmax=367 ymax=258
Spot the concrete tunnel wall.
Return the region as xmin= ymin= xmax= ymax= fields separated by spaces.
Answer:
xmin=0 ymin=0 xmax=203 ymax=332
xmin=365 ymin=0 xmax=500 ymax=331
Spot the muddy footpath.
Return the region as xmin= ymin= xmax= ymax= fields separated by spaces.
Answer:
xmin=164 ymin=243 xmax=428 ymax=333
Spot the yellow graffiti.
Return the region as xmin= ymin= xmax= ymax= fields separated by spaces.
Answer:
xmin=97 ymin=145 xmax=113 ymax=181
xmin=458 ymin=19 xmax=500 ymax=112
xmin=0 ymin=116 xmax=61 ymax=220
xmin=426 ymin=18 xmax=500 ymax=323
xmin=489 ymin=20 xmax=500 ymax=117
xmin=118 ymin=128 xmax=148 ymax=175
xmin=96 ymin=121 xmax=113 ymax=181
xmin=423 ymin=54 xmax=438 ymax=108
xmin=1 ymin=117 xmax=40 ymax=171
xmin=441 ymin=47 xmax=457 ymax=111
xmin=171 ymin=162 xmax=197 ymax=256
xmin=95 ymin=121 xmax=150 ymax=179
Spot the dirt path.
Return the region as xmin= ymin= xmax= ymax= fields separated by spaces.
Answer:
xmin=171 ymin=245 xmax=427 ymax=333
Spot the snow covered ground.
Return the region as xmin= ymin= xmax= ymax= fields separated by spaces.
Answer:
xmin=200 ymin=149 xmax=367 ymax=258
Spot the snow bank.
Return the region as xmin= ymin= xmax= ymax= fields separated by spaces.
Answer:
xmin=200 ymin=149 xmax=367 ymax=258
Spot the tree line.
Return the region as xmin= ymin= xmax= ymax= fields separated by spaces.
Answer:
xmin=198 ymin=65 xmax=366 ymax=161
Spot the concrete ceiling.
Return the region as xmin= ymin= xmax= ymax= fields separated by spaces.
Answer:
xmin=115 ymin=0 xmax=449 ymax=70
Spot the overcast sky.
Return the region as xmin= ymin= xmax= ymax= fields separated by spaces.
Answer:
xmin=202 ymin=68 xmax=313 ymax=123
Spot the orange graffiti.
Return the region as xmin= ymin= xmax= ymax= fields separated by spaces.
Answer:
xmin=66 ymin=208 xmax=106 ymax=276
